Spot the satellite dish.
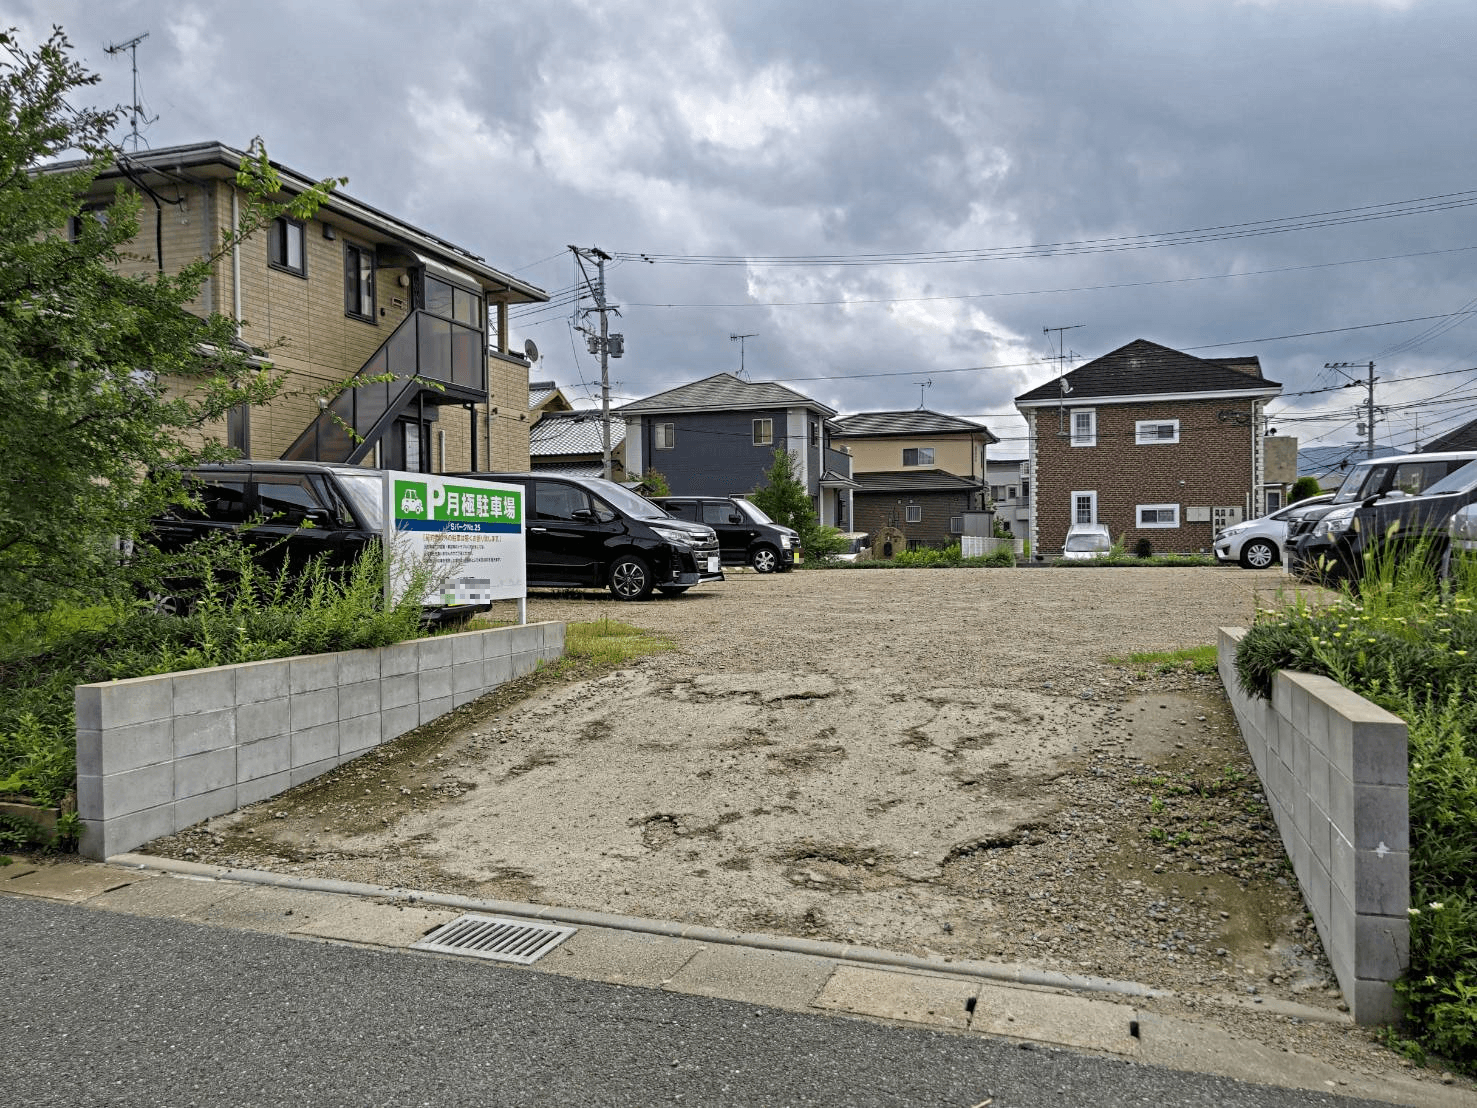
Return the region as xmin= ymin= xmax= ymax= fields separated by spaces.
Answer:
xmin=524 ymin=339 xmax=540 ymax=363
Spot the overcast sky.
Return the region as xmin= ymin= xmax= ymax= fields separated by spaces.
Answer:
xmin=12 ymin=0 xmax=1477 ymax=458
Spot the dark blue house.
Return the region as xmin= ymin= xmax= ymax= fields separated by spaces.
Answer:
xmin=617 ymin=373 xmax=855 ymax=528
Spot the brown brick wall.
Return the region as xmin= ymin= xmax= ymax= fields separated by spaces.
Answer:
xmin=1030 ymin=398 xmax=1261 ymax=555
xmin=854 ymin=489 xmax=976 ymax=548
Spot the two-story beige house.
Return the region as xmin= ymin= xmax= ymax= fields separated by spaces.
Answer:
xmin=56 ymin=141 xmax=548 ymax=471
xmin=829 ymin=410 xmax=998 ymax=549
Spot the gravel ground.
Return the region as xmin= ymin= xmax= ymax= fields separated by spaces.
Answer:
xmin=147 ymin=564 xmax=1466 ymax=1091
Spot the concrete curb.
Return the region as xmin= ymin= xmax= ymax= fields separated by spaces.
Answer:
xmin=111 ymin=852 xmax=1167 ymax=1000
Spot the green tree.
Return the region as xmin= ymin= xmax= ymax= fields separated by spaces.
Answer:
xmin=1289 ymin=476 xmax=1324 ymax=503
xmin=0 ymin=27 xmax=341 ymax=610
xmin=749 ymin=450 xmax=846 ymax=561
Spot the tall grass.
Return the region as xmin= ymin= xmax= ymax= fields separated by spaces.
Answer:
xmin=0 ymin=541 xmax=434 ymax=814
xmin=1236 ymin=538 xmax=1477 ymax=1073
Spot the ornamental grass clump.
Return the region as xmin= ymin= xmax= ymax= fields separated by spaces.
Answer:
xmin=1235 ymin=542 xmax=1477 ymax=1073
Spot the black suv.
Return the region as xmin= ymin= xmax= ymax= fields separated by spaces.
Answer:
xmin=1304 ymin=457 xmax=1477 ymax=585
xmin=1288 ymin=450 xmax=1477 ymax=579
xmin=145 ymin=461 xmax=482 ymax=623
xmin=452 ymin=472 xmax=723 ymax=600
xmin=651 ymin=496 xmax=799 ymax=573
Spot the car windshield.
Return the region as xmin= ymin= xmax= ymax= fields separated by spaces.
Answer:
xmin=1333 ymin=463 xmax=1381 ymax=503
xmin=335 ymin=473 xmax=384 ymax=529
xmin=1065 ymin=535 xmax=1108 ymax=552
xmin=1420 ymin=458 xmax=1477 ymax=496
xmin=735 ymin=499 xmax=775 ymax=525
xmin=584 ymin=477 xmax=669 ymax=520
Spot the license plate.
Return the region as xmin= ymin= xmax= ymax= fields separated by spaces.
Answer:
xmin=707 ymin=556 xmax=720 ymax=574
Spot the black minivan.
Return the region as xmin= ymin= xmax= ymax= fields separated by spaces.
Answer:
xmin=454 ymin=472 xmax=723 ymax=600
xmin=651 ymin=496 xmax=799 ymax=573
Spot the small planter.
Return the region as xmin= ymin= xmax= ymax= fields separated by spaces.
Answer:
xmin=0 ymin=791 xmax=74 ymax=841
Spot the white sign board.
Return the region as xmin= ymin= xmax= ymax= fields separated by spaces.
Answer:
xmin=381 ymin=471 xmax=526 ymax=608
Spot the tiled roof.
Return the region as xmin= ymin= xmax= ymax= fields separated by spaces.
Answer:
xmin=615 ymin=372 xmax=836 ymax=417
xmin=530 ymin=461 xmax=607 ymax=478
xmin=528 ymin=411 xmax=625 ymax=457
xmin=529 ymin=381 xmax=563 ymax=409
xmin=1015 ymin=339 xmax=1282 ymax=405
xmin=1298 ymin=444 xmax=1396 ymax=478
xmin=852 ymin=470 xmax=983 ymax=493
xmin=831 ymin=409 xmax=998 ymax=442
xmin=1421 ymin=417 xmax=1477 ymax=453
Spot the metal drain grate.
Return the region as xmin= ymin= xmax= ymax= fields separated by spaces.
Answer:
xmin=410 ymin=914 xmax=576 ymax=965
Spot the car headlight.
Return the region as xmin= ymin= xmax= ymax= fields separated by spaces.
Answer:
xmin=650 ymin=525 xmax=693 ymax=549
xmin=1313 ymin=507 xmax=1356 ymax=538
xmin=781 ymin=534 xmax=792 ymax=550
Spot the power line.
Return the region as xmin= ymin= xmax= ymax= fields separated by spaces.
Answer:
xmin=615 ymin=188 xmax=1477 ymax=268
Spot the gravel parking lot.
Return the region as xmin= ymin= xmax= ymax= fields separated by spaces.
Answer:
xmin=154 ymin=563 xmax=1438 ymax=1079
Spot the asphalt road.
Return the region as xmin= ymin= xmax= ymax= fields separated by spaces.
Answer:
xmin=0 ymin=896 xmax=1379 ymax=1108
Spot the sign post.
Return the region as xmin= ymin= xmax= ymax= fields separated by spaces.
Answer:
xmin=381 ymin=471 xmax=527 ymax=623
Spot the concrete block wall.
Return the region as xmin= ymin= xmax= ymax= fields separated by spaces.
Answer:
xmin=75 ymin=622 xmax=564 ymax=861
xmin=1217 ymin=627 xmax=1409 ymax=1025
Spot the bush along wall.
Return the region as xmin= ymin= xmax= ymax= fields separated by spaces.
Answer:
xmin=1235 ymin=574 xmax=1477 ymax=1074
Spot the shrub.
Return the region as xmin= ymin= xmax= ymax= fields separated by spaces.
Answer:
xmin=1134 ymin=538 xmax=1154 ymax=559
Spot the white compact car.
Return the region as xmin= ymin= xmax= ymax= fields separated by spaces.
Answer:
xmin=1062 ymin=522 xmax=1112 ymax=560
xmin=1213 ymin=494 xmax=1333 ymax=568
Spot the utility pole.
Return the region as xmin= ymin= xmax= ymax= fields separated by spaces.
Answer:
xmin=1326 ymin=361 xmax=1377 ymax=459
xmin=105 ymin=33 xmax=157 ymax=152
xmin=730 ymin=333 xmax=757 ymax=380
xmin=570 ymin=246 xmax=622 ymax=480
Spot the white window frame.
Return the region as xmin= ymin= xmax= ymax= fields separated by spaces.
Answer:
xmin=1070 ymin=409 xmax=1096 ymax=447
xmin=1137 ymin=503 xmax=1180 ymax=528
xmin=902 ymin=446 xmax=935 ymax=466
xmin=1071 ymin=490 xmax=1097 ymax=525
xmin=1135 ymin=419 xmax=1180 ymax=445
xmin=905 ymin=504 xmax=923 ymax=523
xmin=655 ymin=422 xmax=675 ymax=450
xmin=949 ymin=515 xmax=963 ymax=533
xmin=752 ymin=418 xmax=773 ymax=446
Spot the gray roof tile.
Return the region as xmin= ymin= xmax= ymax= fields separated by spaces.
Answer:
xmin=528 ymin=411 xmax=625 ymax=457
xmin=831 ymin=409 xmax=998 ymax=441
xmin=615 ymin=372 xmax=836 ymax=417
xmin=1015 ymin=339 xmax=1281 ymax=404
xmin=852 ymin=470 xmax=983 ymax=493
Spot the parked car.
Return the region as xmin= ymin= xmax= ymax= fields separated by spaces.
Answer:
xmin=1305 ymin=458 xmax=1477 ymax=585
xmin=1213 ymin=494 xmax=1333 ymax=568
xmin=650 ymin=496 xmax=799 ymax=572
xmin=145 ymin=461 xmax=481 ymax=624
xmin=833 ymin=532 xmax=872 ymax=563
xmin=1062 ymin=522 xmax=1112 ymax=560
xmin=1288 ymin=450 xmax=1477 ymax=579
xmin=452 ymin=472 xmax=722 ymax=600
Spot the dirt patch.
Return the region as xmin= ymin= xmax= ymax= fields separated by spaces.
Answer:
xmin=143 ymin=566 xmax=1427 ymax=1076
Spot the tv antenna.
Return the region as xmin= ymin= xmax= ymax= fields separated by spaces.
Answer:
xmin=1044 ymin=324 xmax=1085 ymax=438
xmin=105 ymin=32 xmax=157 ymax=152
xmin=916 ymin=377 xmax=933 ymax=409
xmin=730 ymin=333 xmax=758 ymax=380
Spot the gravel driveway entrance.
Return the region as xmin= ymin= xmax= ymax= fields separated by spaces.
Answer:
xmin=157 ymin=565 xmax=1391 ymax=1062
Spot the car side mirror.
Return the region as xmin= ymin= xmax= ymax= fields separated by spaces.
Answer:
xmin=729 ymin=513 xmax=744 ymax=524
xmin=571 ymin=508 xmax=595 ymax=521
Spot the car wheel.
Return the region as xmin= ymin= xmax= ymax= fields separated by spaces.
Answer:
xmin=1239 ymin=539 xmax=1278 ymax=569
xmin=657 ymin=586 xmax=690 ymax=597
xmin=608 ymin=554 xmax=654 ymax=601
xmin=750 ymin=544 xmax=780 ymax=573
xmin=145 ymin=590 xmax=189 ymax=617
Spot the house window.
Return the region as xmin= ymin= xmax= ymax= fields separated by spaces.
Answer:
xmin=990 ymin=485 xmax=1004 ymax=501
xmin=1007 ymin=485 xmax=1017 ymax=500
xmin=268 ymin=217 xmax=306 ymax=276
xmin=753 ymin=418 xmax=773 ymax=446
xmin=1135 ymin=419 xmax=1180 ymax=445
xmin=1019 ymin=478 xmax=1030 ymax=507
xmin=949 ymin=515 xmax=963 ymax=533
xmin=1137 ymin=504 xmax=1180 ymax=528
xmin=1072 ymin=490 xmax=1097 ymax=525
xmin=67 ymin=204 xmax=110 ymax=240
xmin=905 ymin=505 xmax=923 ymax=523
xmin=1070 ymin=409 xmax=1096 ymax=447
xmin=810 ymin=420 xmax=819 ymax=447
xmin=344 ymin=242 xmax=375 ymax=321
xmin=226 ymin=403 xmax=250 ymax=458
xmin=1266 ymin=489 xmax=1283 ymax=511
xmin=655 ymin=422 xmax=675 ymax=450
xmin=902 ymin=447 xmax=935 ymax=466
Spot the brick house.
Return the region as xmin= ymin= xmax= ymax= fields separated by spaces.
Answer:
xmin=55 ymin=141 xmax=548 ymax=471
xmin=830 ymin=410 xmax=998 ymax=548
xmin=1014 ymin=339 xmax=1282 ymax=556
xmin=617 ymin=373 xmax=855 ymax=527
